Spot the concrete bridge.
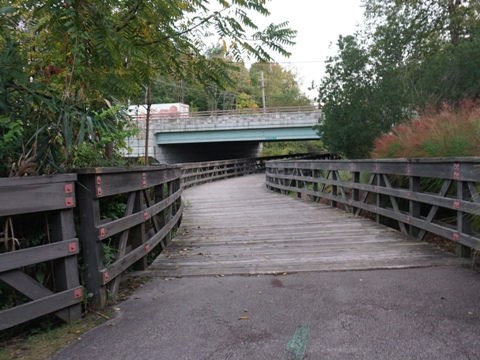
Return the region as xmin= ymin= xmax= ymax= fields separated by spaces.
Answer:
xmin=125 ymin=106 xmax=321 ymax=164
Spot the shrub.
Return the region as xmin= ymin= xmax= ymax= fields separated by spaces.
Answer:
xmin=372 ymin=100 xmax=480 ymax=159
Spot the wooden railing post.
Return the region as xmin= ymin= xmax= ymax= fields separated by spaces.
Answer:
xmin=352 ymin=171 xmax=360 ymax=215
xmin=51 ymin=208 xmax=82 ymax=321
xmin=132 ymin=190 xmax=148 ymax=270
xmin=284 ymin=167 xmax=290 ymax=195
xmin=174 ymin=176 xmax=182 ymax=231
xmin=313 ymin=169 xmax=319 ymax=203
xmin=163 ymin=179 xmax=174 ymax=246
xmin=409 ymin=176 xmax=421 ymax=238
xmin=295 ymin=167 xmax=301 ymax=199
xmin=376 ymin=171 xmax=388 ymax=225
xmin=331 ymin=170 xmax=338 ymax=208
xmin=76 ymin=175 xmax=107 ymax=308
xmin=154 ymin=182 xmax=167 ymax=248
xmin=457 ymin=181 xmax=471 ymax=257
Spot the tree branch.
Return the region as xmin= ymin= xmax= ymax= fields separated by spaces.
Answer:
xmin=116 ymin=1 xmax=143 ymax=32
xmin=139 ymin=8 xmax=228 ymax=47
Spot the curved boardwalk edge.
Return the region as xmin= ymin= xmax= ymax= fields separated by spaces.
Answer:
xmin=149 ymin=174 xmax=467 ymax=277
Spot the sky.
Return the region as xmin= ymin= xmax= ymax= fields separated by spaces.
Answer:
xmin=251 ymin=0 xmax=365 ymax=100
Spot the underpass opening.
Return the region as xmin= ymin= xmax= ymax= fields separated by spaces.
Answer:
xmin=157 ymin=141 xmax=263 ymax=164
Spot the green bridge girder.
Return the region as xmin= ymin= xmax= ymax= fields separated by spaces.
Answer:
xmin=155 ymin=127 xmax=319 ymax=145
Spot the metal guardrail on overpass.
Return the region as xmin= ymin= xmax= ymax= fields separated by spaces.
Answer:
xmin=145 ymin=106 xmax=319 ymax=119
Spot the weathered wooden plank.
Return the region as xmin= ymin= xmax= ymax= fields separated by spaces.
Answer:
xmin=181 ymin=165 xmax=249 ymax=177
xmin=0 ymin=174 xmax=77 ymax=187
xmin=150 ymin=174 xmax=467 ymax=278
xmin=0 ymin=269 xmax=55 ymax=301
xmin=0 ymin=287 xmax=83 ymax=331
xmin=79 ymin=168 xmax=180 ymax=198
xmin=96 ymin=190 xmax=181 ymax=239
xmin=0 ymin=181 xmax=76 ymax=216
xmin=100 ymin=207 xmax=183 ymax=284
xmin=0 ymin=239 xmax=79 ymax=272
xmin=181 ymin=159 xmax=249 ymax=169
xmin=74 ymin=165 xmax=169 ymax=174
xmin=266 ymin=173 xmax=480 ymax=216
xmin=268 ymin=159 xmax=480 ymax=181
xmin=0 ymin=270 xmax=77 ymax=323
xmin=182 ymin=170 xmax=246 ymax=183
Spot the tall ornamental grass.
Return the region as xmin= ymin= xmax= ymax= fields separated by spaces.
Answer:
xmin=372 ymin=100 xmax=480 ymax=159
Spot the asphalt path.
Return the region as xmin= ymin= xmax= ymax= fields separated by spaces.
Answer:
xmin=52 ymin=265 xmax=480 ymax=360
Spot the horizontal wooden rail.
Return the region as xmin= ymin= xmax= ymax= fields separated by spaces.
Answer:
xmin=266 ymin=158 xmax=480 ymax=255
xmin=76 ymin=165 xmax=183 ymax=307
xmin=0 ymin=175 xmax=82 ymax=331
xmin=181 ymin=159 xmax=256 ymax=189
xmin=181 ymin=153 xmax=333 ymax=189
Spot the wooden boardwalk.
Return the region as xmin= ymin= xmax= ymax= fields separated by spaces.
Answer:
xmin=149 ymin=174 xmax=465 ymax=277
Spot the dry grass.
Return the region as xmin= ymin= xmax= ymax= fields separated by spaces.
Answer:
xmin=0 ymin=312 xmax=109 ymax=360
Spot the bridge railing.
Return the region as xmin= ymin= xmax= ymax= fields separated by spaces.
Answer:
xmin=138 ymin=106 xmax=319 ymax=121
xmin=188 ymin=106 xmax=319 ymax=117
xmin=76 ymin=165 xmax=182 ymax=307
xmin=266 ymin=158 xmax=480 ymax=256
xmin=0 ymin=175 xmax=83 ymax=331
xmin=181 ymin=159 xmax=256 ymax=189
xmin=181 ymin=153 xmax=333 ymax=189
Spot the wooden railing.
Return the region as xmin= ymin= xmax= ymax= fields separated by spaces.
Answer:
xmin=181 ymin=153 xmax=333 ymax=189
xmin=181 ymin=159 xmax=256 ymax=189
xmin=76 ymin=166 xmax=182 ymax=307
xmin=0 ymin=175 xmax=83 ymax=331
xmin=266 ymin=158 xmax=480 ymax=255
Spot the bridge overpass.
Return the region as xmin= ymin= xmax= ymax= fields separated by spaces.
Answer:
xmin=125 ymin=106 xmax=321 ymax=163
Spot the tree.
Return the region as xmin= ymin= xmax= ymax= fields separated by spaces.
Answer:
xmin=0 ymin=0 xmax=297 ymax=175
xmin=316 ymin=35 xmax=391 ymax=158
xmin=247 ymin=63 xmax=319 ymax=156
xmin=250 ymin=63 xmax=311 ymax=108
xmin=316 ymin=0 xmax=480 ymax=158
xmin=365 ymin=0 xmax=480 ymax=107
